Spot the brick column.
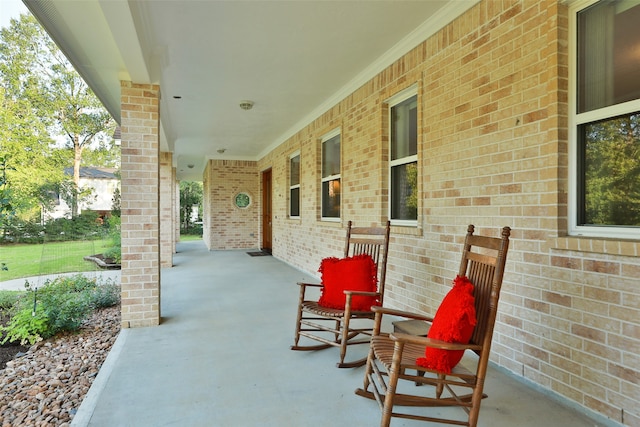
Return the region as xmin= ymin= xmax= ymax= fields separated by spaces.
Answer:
xmin=202 ymin=162 xmax=211 ymax=249
xmin=160 ymin=151 xmax=174 ymax=267
xmin=120 ymin=81 xmax=161 ymax=328
xmin=173 ymin=167 xmax=178 ymax=252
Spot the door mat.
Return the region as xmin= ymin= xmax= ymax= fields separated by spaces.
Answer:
xmin=247 ymin=251 xmax=271 ymax=257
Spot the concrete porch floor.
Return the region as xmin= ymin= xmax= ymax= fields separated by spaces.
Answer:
xmin=70 ymin=240 xmax=616 ymax=427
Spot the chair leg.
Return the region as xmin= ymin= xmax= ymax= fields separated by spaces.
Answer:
xmin=381 ymin=341 xmax=404 ymax=427
xmin=292 ymin=286 xmax=305 ymax=347
xmin=435 ymin=373 xmax=445 ymax=397
xmin=361 ymin=343 xmax=376 ymax=391
xmin=339 ymin=315 xmax=350 ymax=365
xmin=467 ymin=379 xmax=484 ymax=427
xmin=333 ymin=319 xmax=341 ymax=343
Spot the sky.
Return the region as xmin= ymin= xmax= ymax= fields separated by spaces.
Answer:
xmin=0 ymin=0 xmax=29 ymax=30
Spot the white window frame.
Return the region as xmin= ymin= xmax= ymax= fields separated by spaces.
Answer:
xmin=568 ymin=0 xmax=640 ymax=239
xmin=388 ymin=86 xmax=418 ymax=227
xmin=289 ymin=151 xmax=300 ymax=219
xmin=321 ymin=129 xmax=341 ymax=222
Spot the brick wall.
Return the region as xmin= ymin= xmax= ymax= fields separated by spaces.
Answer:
xmin=203 ymin=159 xmax=260 ymax=250
xmin=255 ymin=1 xmax=639 ymax=425
xmin=120 ymin=81 xmax=161 ymax=328
xmin=160 ymin=151 xmax=174 ymax=267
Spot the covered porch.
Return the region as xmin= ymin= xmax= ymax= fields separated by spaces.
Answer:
xmin=22 ymin=1 xmax=640 ymax=424
xmin=72 ymin=241 xmax=613 ymax=427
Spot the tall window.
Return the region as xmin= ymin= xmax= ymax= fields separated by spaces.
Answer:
xmin=570 ymin=0 xmax=640 ymax=238
xmin=389 ymin=91 xmax=418 ymax=224
xmin=321 ymin=130 xmax=341 ymax=220
xmin=289 ymin=152 xmax=300 ymax=218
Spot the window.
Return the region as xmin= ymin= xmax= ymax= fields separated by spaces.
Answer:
xmin=570 ymin=0 xmax=640 ymax=238
xmin=289 ymin=152 xmax=300 ymax=218
xmin=321 ymin=130 xmax=341 ymax=220
xmin=389 ymin=90 xmax=418 ymax=225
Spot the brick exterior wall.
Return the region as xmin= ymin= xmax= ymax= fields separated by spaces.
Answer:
xmin=251 ymin=1 xmax=639 ymax=425
xmin=120 ymin=81 xmax=161 ymax=328
xmin=160 ymin=151 xmax=174 ymax=267
xmin=203 ymin=159 xmax=260 ymax=250
xmin=174 ymin=168 xmax=179 ymax=251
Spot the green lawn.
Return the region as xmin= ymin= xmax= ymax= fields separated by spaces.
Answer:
xmin=0 ymin=234 xmax=200 ymax=282
xmin=0 ymin=239 xmax=111 ymax=282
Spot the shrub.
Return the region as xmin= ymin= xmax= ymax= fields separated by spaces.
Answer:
xmin=38 ymin=287 xmax=93 ymax=333
xmin=1 ymin=274 xmax=120 ymax=345
xmin=1 ymin=212 xmax=109 ymax=244
xmin=1 ymin=304 xmax=53 ymax=345
xmin=102 ymin=215 xmax=121 ymax=263
xmin=42 ymin=274 xmax=98 ymax=293
xmin=44 ymin=212 xmax=104 ymax=242
xmin=0 ymin=290 xmax=23 ymax=310
xmin=89 ymin=282 xmax=120 ymax=308
xmin=1 ymin=221 xmax=45 ymax=244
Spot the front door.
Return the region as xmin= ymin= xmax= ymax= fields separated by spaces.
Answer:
xmin=261 ymin=169 xmax=272 ymax=253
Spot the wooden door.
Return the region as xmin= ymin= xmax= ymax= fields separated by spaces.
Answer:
xmin=261 ymin=169 xmax=272 ymax=252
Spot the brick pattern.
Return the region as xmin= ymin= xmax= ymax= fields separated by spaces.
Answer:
xmin=160 ymin=151 xmax=174 ymax=267
xmin=120 ymin=81 xmax=161 ymax=328
xmin=251 ymin=1 xmax=639 ymax=425
xmin=175 ymin=174 xmax=180 ymax=249
xmin=203 ymin=160 xmax=260 ymax=250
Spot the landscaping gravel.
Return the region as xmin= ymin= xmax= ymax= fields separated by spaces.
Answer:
xmin=0 ymin=305 xmax=120 ymax=426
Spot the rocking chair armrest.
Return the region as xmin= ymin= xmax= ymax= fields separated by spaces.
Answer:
xmin=296 ymin=282 xmax=323 ymax=300
xmin=389 ymin=332 xmax=483 ymax=351
xmin=296 ymin=281 xmax=323 ymax=288
xmin=343 ymin=290 xmax=380 ymax=297
xmin=370 ymin=306 xmax=434 ymax=322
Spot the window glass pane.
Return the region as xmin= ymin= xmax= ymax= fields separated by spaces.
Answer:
xmin=322 ymin=178 xmax=340 ymax=218
xmin=579 ymin=112 xmax=640 ymax=226
xmin=391 ymin=95 xmax=418 ymax=160
xmin=391 ymin=162 xmax=417 ymax=220
xmin=290 ymin=155 xmax=300 ymax=186
xmin=290 ymin=187 xmax=300 ymax=217
xmin=577 ymin=1 xmax=640 ymax=113
xmin=322 ymin=135 xmax=340 ymax=178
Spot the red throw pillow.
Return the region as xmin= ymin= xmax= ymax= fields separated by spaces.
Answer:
xmin=317 ymin=254 xmax=379 ymax=311
xmin=416 ymin=275 xmax=477 ymax=374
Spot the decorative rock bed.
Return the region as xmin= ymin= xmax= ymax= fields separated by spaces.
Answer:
xmin=0 ymin=305 xmax=120 ymax=426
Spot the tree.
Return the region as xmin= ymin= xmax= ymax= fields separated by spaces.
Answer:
xmin=0 ymin=156 xmax=13 ymax=269
xmin=111 ymin=187 xmax=121 ymax=217
xmin=0 ymin=14 xmax=116 ymax=218
xmin=180 ymin=181 xmax=203 ymax=230
xmin=584 ymin=113 xmax=640 ymax=226
xmin=0 ymin=81 xmax=63 ymax=220
xmin=52 ymin=70 xmax=115 ymax=216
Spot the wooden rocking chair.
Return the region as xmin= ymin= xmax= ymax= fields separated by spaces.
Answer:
xmin=355 ymin=225 xmax=511 ymax=426
xmin=291 ymin=220 xmax=391 ymax=368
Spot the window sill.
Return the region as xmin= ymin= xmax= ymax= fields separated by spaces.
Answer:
xmin=318 ymin=218 xmax=343 ymax=228
xmin=549 ymin=236 xmax=639 ymax=257
xmin=390 ymin=224 xmax=423 ymax=237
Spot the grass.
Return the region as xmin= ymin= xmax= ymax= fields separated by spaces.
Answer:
xmin=0 ymin=239 xmax=111 ymax=282
xmin=0 ymin=233 xmax=200 ymax=282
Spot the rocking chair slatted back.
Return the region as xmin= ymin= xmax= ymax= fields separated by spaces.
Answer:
xmin=459 ymin=225 xmax=510 ymax=356
xmin=346 ymin=223 xmax=390 ymax=305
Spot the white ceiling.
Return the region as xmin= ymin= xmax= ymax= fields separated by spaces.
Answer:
xmin=24 ymin=0 xmax=477 ymax=180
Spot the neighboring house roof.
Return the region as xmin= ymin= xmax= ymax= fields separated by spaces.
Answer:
xmin=64 ymin=167 xmax=118 ymax=179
